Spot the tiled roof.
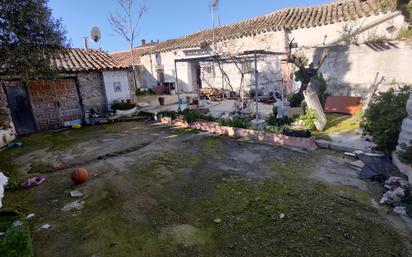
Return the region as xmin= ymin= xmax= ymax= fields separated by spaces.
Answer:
xmin=141 ymin=0 xmax=394 ymax=55
xmin=110 ymin=45 xmax=154 ymax=66
xmin=52 ymin=48 xmax=128 ymax=72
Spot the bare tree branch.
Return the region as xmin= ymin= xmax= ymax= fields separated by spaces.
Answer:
xmin=108 ymin=0 xmax=148 ymax=92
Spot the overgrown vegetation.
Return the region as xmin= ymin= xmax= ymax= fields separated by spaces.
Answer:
xmin=376 ymin=0 xmax=398 ymax=10
xmin=219 ymin=117 xmax=251 ymax=129
xmin=178 ymin=109 xmax=214 ymax=123
xmin=0 ymin=210 xmax=33 ymax=257
xmin=159 ymin=111 xmax=178 ymax=120
xmin=299 ymin=109 xmax=318 ymax=131
xmin=398 ymin=28 xmax=412 ymax=39
xmin=111 ymin=102 xmax=136 ymax=110
xmin=361 ymin=86 xmax=411 ymax=154
xmin=398 ymin=141 xmax=412 ymax=164
xmin=317 ymin=73 xmax=329 ymax=108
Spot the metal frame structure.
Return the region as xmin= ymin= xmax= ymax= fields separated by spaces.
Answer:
xmin=173 ymin=50 xmax=287 ymax=116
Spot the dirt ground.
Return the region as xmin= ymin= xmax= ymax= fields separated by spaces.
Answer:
xmin=2 ymin=121 xmax=412 ymax=257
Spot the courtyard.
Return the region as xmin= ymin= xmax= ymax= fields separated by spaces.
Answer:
xmin=1 ymin=121 xmax=411 ymax=257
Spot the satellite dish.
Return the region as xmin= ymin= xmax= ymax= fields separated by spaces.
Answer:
xmin=90 ymin=26 xmax=101 ymax=43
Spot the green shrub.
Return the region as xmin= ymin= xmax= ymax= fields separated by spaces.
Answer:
xmin=267 ymin=114 xmax=293 ymax=127
xmin=398 ymin=141 xmax=412 ymax=164
xmin=317 ymin=73 xmax=329 ymax=108
xmin=179 ymin=109 xmax=214 ymax=123
xmin=361 ymin=86 xmax=411 ymax=154
xmin=111 ymin=102 xmax=136 ymax=110
xmin=219 ymin=117 xmax=252 ymax=129
xmin=299 ymin=109 xmax=317 ymax=131
xmin=158 ymin=111 xmax=177 ymax=120
xmin=0 ymin=210 xmax=33 ymax=257
xmin=398 ymin=28 xmax=412 ymax=39
xmin=264 ymin=125 xmax=289 ymax=134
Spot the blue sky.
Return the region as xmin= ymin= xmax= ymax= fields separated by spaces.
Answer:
xmin=48 ymin=0 xmax=330 ymax=52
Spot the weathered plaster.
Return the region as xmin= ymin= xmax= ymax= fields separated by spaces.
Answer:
xmin=77 ymin=72 xmax=107 ymax=113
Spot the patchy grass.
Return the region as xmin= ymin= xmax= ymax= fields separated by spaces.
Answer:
xmin=200 ymin=176 xmax=408 ymax=257
xmin=313 ymin=113 xmax=362 ymax=140
xmin=0 ymin=122 xmax=410 ymax=257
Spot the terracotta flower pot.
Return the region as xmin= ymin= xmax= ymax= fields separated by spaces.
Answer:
xmin=158 ymin=97 xmax=165 ymax=106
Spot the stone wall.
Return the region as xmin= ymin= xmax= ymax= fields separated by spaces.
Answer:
xmin=76 ymin=72 xmax=107 ymax=113
xmin=0 ymin=84 xmax=16 ymax=146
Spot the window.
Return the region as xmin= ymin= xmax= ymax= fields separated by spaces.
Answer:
xmin=241 ymin=61 xmax=253 ymax=74
xmin=113 ymin=82 xmax=122 ymax=92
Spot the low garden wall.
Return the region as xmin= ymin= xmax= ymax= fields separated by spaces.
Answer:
xmin=159 ymin=117 xmax=318 ymax=150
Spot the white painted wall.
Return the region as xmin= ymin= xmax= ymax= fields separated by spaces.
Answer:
xmin=102 ymin=71 xmax=131 ymax=108
xmin=302 ymin=41 xmax=412 ymax=97
xmin=290 ymin=12 xmax=405 ymax=48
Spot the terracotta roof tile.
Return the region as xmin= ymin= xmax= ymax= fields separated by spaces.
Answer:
xmin=110 ymin=45 xmax=155 ymax=66
xmin=139 ymin=0 xmax=393 ymax=55
xmin=53 ymin=48 xmax=127 ymax=72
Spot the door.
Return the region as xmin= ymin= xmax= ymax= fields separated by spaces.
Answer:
xmin=4 ymin=82 xmax=37 ymax=135
xmin=28 ymin=79 xmax=82 ymax=131
xmin=195 ymin=63 xmax=202 ymax=89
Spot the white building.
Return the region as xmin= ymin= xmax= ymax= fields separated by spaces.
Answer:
xmin=136 ymin=0 xmax=411 ymax=98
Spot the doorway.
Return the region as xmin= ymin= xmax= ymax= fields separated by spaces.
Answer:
xmin=4 ymin=81 xmax=37 ymax=135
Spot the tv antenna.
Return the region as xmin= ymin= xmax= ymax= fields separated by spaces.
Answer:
xmin=211 ymin=0 xmax=219 ymax=51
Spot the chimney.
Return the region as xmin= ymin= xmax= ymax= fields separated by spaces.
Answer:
xmin=83 ymin=37 xmax=89 ymax=50
xmin=141 ymin=39 xmax=146 ymax=46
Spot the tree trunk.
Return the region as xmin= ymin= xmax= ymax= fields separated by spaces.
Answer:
xmin=129 ymin=44 xmax=138 ymax=93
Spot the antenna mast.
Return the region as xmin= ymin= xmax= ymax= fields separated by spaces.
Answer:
xmin=211 ymin=0 xmax=219 ymax=52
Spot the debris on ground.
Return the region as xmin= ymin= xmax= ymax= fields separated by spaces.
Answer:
xmin=70 ymin=191 xmax=84 ymax=198
xmin=379 ymin=176 xmax=411 ymax=217
xmin=0 ymin=141 xmax=23 ymax=152
xmin=39 ymin=224 xmax=50 ymax=230
xmin=214 ymin=218 xmax=222 ymax=224
xmin=384 ymin=177 xmax=410 ymax=191
xmin=0 ymin=171 xmax=8 ymax=208
xmin=26 ymin=213 xmax=36 ymax=220
xmin=380 ymin=189 xmax=404 ymax=205
xmin=350 ymin=160 xmax=365 ymax=172
xmin=0 ymin=232 xmax=4 ymax=236
xmin=52 ymin=163 xmax=63 ymax=170
xmin=62 ymin=200 xmax=85 ymax=211
xmin=357 ymin=154 xmax=404 ymax=182
xmin=13 ymin=220 xmax=23 ymax=227
xmin=393 ymin=206 xmax=407 ymax=216
xmin=21 ymin=176 xmax=47 ymax=188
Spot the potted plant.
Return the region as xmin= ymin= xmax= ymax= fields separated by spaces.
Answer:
xmin=158 ymin=97 xmax=165 ymax=106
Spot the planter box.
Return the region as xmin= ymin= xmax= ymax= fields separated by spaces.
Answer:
xmin=159 ymin=117 xmax=317 ymax=150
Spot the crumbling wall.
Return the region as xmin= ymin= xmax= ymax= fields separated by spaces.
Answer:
xmin=0 ymin=84 xmax=16 ymax=146
xmin=76 ymin=72 xmax=107 ymax=113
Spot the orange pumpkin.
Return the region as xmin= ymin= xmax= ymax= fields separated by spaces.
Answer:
xmin=71 ymin=168 xmax=89 ymax=184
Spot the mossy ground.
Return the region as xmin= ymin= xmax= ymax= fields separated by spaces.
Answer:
xmin=313 ymin=113 xmax=362 ymax=140
xmin=0 ymin=121 xmax=410 ymax=257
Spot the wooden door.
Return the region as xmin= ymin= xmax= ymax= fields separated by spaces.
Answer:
xmin=4 ymin=81 xmax=37 ymax=135
xmin=28 ymin=79 xmax=82 ymax=131
xmin=53 ymin=79 xmax=82 ymax=126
